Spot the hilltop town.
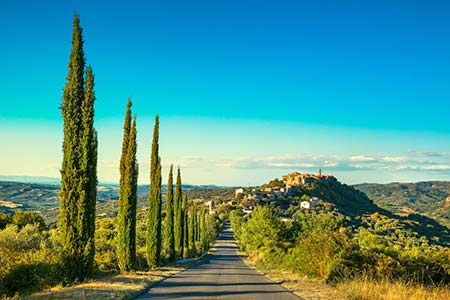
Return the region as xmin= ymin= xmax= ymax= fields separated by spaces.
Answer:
xmin=194 ymin=170 xmax=336 ymax=216
xmin=282 ymin=170 xmax=334 ymax=187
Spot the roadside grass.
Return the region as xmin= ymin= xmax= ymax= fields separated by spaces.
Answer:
xmin=239 ymin=251 xmax=450 ymax=300
xmin=238 ymin=251 xmax=345 ymax=300
xmin=262 ymin=269 xmax=344 ymax=300
xmin=17 ymin=267 xmax=182 ymax=300
xmin=15 ymin=252 xmax=212 ymax=300
xmin=337 ymin=278 xmax=450 ymax=300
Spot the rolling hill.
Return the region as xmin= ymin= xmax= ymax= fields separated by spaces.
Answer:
xmin=355 ymin=181 xmax=450 ymax=227
xmin=250 ymin=175 xmax=450 ymax=247
xmin=0 ymin=181 xmax=228 ymax=224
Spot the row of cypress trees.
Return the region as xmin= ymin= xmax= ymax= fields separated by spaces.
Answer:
xmin=117 ymin=104 xmax=211 ymax=270
xmin=59 ymin=14 xmax=212 ymax=280
xmin=163 ymin=168 xmax=211 ymax=261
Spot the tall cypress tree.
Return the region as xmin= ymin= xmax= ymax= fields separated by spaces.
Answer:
xmin=146 ymin=115 xmax=162 ymax=267
xmin=129 ymin=117 xmax=138 ymax=266
xmin=117 ymin=99 xmax=138 ymax=271
xmin=80 ymin=65 xmax=97 ymax=276
xmin=163 ymin=165 xmax=175 ymax=261
xmin=174 ymin=167 xmax=183 ymax=258
xmin=182 ymin=194 xmax=189 ymax=258
xmin=204 ymin=209 xmax=210 ymax=252
xmin=195 ymin=204 xmax=200 ymax=243
xmin=59 ymin=14 xmax=97 ymax=281
xmin=117 ymin=100 xmax=131 ymax=270
xmin=188 ymin=201 xmax=196 ymax=255
xmin=199 ymin=208 xmax=208 ymax=253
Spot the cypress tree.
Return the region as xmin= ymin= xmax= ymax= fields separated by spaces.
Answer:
xmin=59 ymin=14 xmax=97 ymax=281
xmin=195 ymin=204 xmax=200 ymax=243
xmin=174 ymin=167 xmax=183 ymax=258
xmin=163 ymin=165 xmax=175 ymax=261
xmin=129 ymin=117 xmax=138 ymax=266
xmin=199 ymin=208 xmax=208 ymax=253
xmin=182 ymin=194 xmax=189 ymax=258
xmin=146 ymin=116 xmax=162 ymax=267
xmin=188 ymin=201 xmax=196 ymax=255
xmin=117 ymin=99 xmax=138 ymax=271
xmin=204 ymin=209 xmax=210 ymax=252
xmin=80 ymin=65 xmax=97 ymax=276
xmin=199 ymin=208 xmax=204 ymax=252
xmin=117 ymin=99 xmax=131 ymax=270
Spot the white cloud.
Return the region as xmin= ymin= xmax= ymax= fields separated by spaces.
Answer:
xmin=382 ymin=156 xmax=408 ymax=162
xmin=421 ymin=164 xmax=450 ymax=171
xmin=408 ymin=150 xmax=449 ymax=158
xmin=170 ymin=151 xmax=450 ymax=176
xmin=349 ymin=155 xmax=376 ymax=162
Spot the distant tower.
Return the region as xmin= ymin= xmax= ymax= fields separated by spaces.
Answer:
xmin=318 ymin=168 xmax=322 ymax=177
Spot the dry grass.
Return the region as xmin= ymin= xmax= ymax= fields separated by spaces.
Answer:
xmin=337 ymin=279 xmax=450 ymax=300
xmin=0 ymin=199 xmax=22 ymax=209
xmin=241 ymin=253 xmax=345 ymax=300
xmin=241 ymin=252 xmax=450 ymax=300
xmin=263 ymin=269 xmax=345 ymax=300
xmin=17 ymin=267 xmax=183 ymax=300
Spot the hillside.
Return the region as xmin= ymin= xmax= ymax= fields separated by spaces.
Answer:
xmin=252 ymin=173 xmax=382 ymax=217
xmin=355 ymin=181 xmax=450 ymax=227
xmin=231 ymin=173 xmax=450 ymax=299
xmin=0 ymin=181 xmax=227 ymax=224
xmin=292 ymin=176 xmax=381 ymax=216
xmin=239 ymin=173 xmax=450 ymax=247
xmin=0 ymin=181 xmax=121 ymax=223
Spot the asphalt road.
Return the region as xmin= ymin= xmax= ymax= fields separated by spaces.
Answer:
xmin=137 ymin=224 xmax=300 ymax=300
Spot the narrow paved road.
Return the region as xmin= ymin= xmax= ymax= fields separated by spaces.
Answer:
xmin=137 ymin=224 xmax=300 ymax=300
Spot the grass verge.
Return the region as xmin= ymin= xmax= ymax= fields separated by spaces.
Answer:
xmin=16 ymin=252 xmax=212 ymax=300
xmin=237 ymin=251 xmax=344 ymax=300
xmin=16 ymin=267 xmax=182 ymax=300
xmin=337 ymin=278 xmax=450 ymax=300
xmin=238 ymin=252 xmax=450 ymax=300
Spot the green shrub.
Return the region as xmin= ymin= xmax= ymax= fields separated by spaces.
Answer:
xmin=0 ymin=212 xmax=12 ymax=229
xmin=229 ymin=210 xmax=244 ymax=242
xmin=95 ymin=218 xmax=118 ymax=272
xmin=286 ymin=228 xmax=351 ymax=280
xmin=12 ymin=209 xmax=47 ymax=231
xmin=232 ymin=198 xmax=450 ymax=287
xmin=0 ymin=224 xmax=61 ymax=296
xmin=239 ymin=207 xmax=283 ymax=253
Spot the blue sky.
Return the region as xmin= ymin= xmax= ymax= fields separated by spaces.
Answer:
xmin=1 ymin=0 xmax=450 ymax=185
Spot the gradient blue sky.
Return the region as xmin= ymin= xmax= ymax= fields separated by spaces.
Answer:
xmin=1 ymin=0 xmax=450 ymax=185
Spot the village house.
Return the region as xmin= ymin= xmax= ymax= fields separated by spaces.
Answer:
xmin=243 ymin=208 xmax=253 ymax=215
xmin=300 ymin=197 xmax=320 ymax=209
xmin=241 ymin=199 xmax=258 ymax=215
xmin=206 ymin=199 xmax=216 ymax=213
xmin=244 ymin=194 xmax=256 ymax=200
xmin=191 ymin=198 xmax=206 ymax=205
xmin=235 ymin=188 xmax=244 ymax=197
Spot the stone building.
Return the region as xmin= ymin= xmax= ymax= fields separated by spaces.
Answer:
xmin=282 ymin=170 xmax=332 ymax=188
xmin=235 ymin=188 xmax=244 ymax=196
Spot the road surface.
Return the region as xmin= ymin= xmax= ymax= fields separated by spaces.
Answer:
xmin=137 ymin=224 xmax=300 ymax=300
